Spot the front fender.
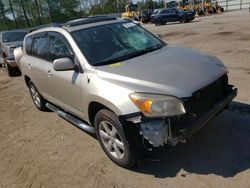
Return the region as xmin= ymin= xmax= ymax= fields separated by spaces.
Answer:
xmin=84 ymin=75 xmax=140 ymax=118
xmin=87 ymin=95 xmax=124 ymax=116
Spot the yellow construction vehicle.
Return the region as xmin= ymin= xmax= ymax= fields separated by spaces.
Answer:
xmin=166 ymin=0 xmax=193 ymax=11
xmin=194 ymin=0 xmax=224 ymax=15
xmin=206 ymin=0 xmax=224 ymax=13
xmin=121 ymin=3 xmax=139 ymax=21
xmin=166 ymin=1 xmax=179 ymax=8
xmin=179 ymin=0 xmax=192 ymax=10
xmin=166 ymin=0 xmax=223 ymax=16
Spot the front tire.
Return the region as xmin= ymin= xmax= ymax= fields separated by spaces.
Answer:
xmin=28 ymin=81 xmax=48 ymax=111
xmin=95 ymin=109 xmax=136 ymax=168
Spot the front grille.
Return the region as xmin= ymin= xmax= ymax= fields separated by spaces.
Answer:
xmin=183 ymin=74 xmax=229 ymax=116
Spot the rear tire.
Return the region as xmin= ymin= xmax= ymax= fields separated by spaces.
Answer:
xmin=28 ymin=81 xmax=48 ymax=111
xmin=95 ymin=109 xmax=137 ymax=168
xmin=180 ymin=17 xmax=186 ymax=23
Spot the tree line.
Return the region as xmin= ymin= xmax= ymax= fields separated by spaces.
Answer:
xmin=0 ymin=0 xmax=165 ymax=31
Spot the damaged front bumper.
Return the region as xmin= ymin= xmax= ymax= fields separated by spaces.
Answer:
xmin=124 ymin=87 xmax=237 ymax=148
xmin=175 ymin=87 xmax=237 ymax=139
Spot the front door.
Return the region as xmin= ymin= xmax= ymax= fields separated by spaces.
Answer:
xmin=46 ymin=32 xmax=84 ymax=116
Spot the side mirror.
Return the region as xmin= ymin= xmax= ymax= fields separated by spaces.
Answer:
xmin=53 ymin=57 xmax=74 ymax=71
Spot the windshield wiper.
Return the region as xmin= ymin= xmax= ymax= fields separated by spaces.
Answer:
xmin=96 ymin=57 xmax=126 ymax=66
xmin=95 ymin=44 xmax=164 ymax=66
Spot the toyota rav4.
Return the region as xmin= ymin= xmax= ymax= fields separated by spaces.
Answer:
xmin=17 ymin=16 xmax=237 ymax=168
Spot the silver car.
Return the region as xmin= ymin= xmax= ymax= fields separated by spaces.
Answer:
xmin=17 ymin=16 xmax=237 ymax=168
xmin=0 ymin=30 xmax=27 ymax=76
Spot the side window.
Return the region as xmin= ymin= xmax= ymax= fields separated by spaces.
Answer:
xmin=25 ymin=36 xmax=33 ymax=55
xmin=49 ymin=34 xmax=72 ymax=62
xmin=32 ymin=36 xmax=47 ymax=59
xmin=161 ymin=9 xmax=169 ymax=14
xmin=173 ymin=9 xmax=178 ymax=13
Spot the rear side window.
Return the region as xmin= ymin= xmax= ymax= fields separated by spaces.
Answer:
xmin=33 ymin=36 xmax=47 ymax=59
xmin=25 ymin=32 xmax=47 ymax=60
xmin=25 ymin=36 xmax=33 ymax=55
xmin=169 ymin=9 xmax=177 ymax=13
xmin=161 ymin=9 xmax=169 ymax=14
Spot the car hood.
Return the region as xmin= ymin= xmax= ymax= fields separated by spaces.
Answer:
xmin=96 ymin=45 xmax=227 ymax=98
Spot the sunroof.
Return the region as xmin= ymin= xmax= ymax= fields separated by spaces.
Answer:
xmin=64 ymin=16 xmax=117 ymax=27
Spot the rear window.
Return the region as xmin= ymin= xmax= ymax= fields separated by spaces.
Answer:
xmin=2 ymin=32 xmax=27 ymax=43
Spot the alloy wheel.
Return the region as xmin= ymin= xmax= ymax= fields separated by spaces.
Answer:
xmin=98 ymin=120 xmax=125 ymax=159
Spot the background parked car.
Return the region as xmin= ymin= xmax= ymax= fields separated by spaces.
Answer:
xmin=0 ymin=30 xmax=27 ymax=76
xmin=150 ymin=8 xmax=195 ymax=26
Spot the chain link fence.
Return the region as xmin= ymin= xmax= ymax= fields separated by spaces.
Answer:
xmin=219 ymin=0 xmax=250 ymax=11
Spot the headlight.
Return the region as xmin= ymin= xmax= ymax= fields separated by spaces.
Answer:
xmin=129 ymin=93 xmax=186 ymax=117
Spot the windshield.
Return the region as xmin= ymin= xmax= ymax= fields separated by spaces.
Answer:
xmin=153 ymin=9 xmax=159 ymax=14
xmin=2 ymin=32 xmax=27 ymax=43
xmin=72 ymin=22 xmax=165 ymax=66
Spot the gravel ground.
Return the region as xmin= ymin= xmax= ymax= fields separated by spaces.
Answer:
xmin=0 ymin=10 xmax=250 ymax=188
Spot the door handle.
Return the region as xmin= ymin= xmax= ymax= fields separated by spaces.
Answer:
xmin=48 ymin=70 xmax=52 ymax=77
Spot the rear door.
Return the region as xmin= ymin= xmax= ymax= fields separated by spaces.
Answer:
xmin=169 ymin=9 xmax=179 ymax=22
xmin=0 ymin=33 xmax=4 ymax=64
xmin=160 ymin=9 xmax=170 ymax=22
xmin=46 ymin=32 xmax=83 ymax=116
xmin=25 ymin=33 xmax=51 ymax=98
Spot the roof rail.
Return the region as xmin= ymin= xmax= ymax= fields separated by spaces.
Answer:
xmin=63 ymin=16 xmax=117 ymax=27
xmin=29 ymin=23 xmax=61 ymax=33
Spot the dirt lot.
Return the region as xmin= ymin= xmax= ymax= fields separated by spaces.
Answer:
xmin=0 ymin=10 xmax=250 ymax=188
